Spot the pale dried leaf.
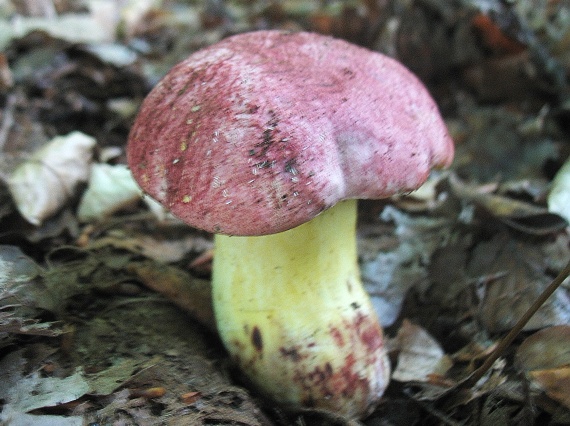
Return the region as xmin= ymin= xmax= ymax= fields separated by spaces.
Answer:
xmin=143 ymin=194 xmax=174 ymax=222
xmin=1 ymin=0 xmax=120 ymax=50
xmin=83 ymin=43 xmax=138 ymax=67
xmin=85 ymin=358 xmax=145 ymax=395
xmin=549 ymin=156 xmax=570 ymax=224
xmin=7 ymin=131 xmax=96 ymax=225
xmin=391 ymin=320 xmax=452 ymax=382
xmin=77 ymin=163 xmax=142 ymax=222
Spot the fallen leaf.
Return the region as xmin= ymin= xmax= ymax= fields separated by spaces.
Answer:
xmin=471 ymin=13 xmax=526 ymax=54
xmin=0 ymin=406 xmax=83 ymax=426
xmin=529 ymin=367 xmax=570 ymax=409
xmin=77 ymin=163 xmax=142 ymax=222
xmin=7 ymin=131 xmax=96 ymax=225
xmin=516 ymin=325 xmax=570 ymax=408
xmin=480 ymin=390 xmax=519 ymax=426
xmin=392 ymin=172 xmax=450 ymax=212
xmin=549 ymin=156 xmax=570 ymax=224
xmin=450 ymin=175 xmax=567 ymax=235
xmin=130 ymin=386 xmax=166 ymax=399
xmin=453 ymin=107 xmax=558 ymax=181
xmin=85 ymin=358 xmax=145 ymax=396
xmin=0 ymin=245 xmax=63 ymax=343
xmin=0 ymin=350 xmax=89 ymax=418
xmin=360 ymin=205 xmax=452 ymax=327
xmin=1 ymin=1 xmax=121 ymax=50
xmin=83 ymin=42 xmax=138 ymax=67
xmin=516 ymin=325 xmax=570 ymax=371
xmin=0 ymin=244 xmax=43 ymax=286
xmin=391 ymin=320 xmax=452 ymax=383
xmin=469 ymin=236 xmax=570 ymax=332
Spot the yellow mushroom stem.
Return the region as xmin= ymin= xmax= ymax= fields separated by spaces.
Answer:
xmin=212 ymin=199 xmax=390 ymax=419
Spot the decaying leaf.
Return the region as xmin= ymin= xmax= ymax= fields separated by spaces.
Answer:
xmin=7 ymin=131 xmax=96 ymax=226
xmin=517 ymin=325 xmax=570 ymax=371
xmin=529 ymin=368 xmax=570 ymax=409
xmin=516 ymin=325 xmax=570 ymax=409
xmin=453 ymin=107 xmax=558 ymax=182
xmin=42 ymin=247 xmax=137 ymax=304
xmin=427 ymin=242 xmax=470 ymax=308
xmin=0 ymin=406 xmax=83 ymax=426
xmin=86 ymin=357 xmax=154 ymax=396
xmin=391 ymin=172 xmax=450 ymax=212
xmin=0 ymin=245 xmax=63 ymax=345
xmin=0 ymin=244 xmax=43 ymax=286
xmin=360 ymin=205 xmax=452 ymax=327
xmin=0 ymin=349 xmax=88 ymax=425
xmin=0 ymin=349 xmax=159 ymax=424
xmin=450 ymin=175 xmax=568 ymax=235
xmin=390 ymin=320 xmax=452 ymax=383
xmin=469 ymin=236 xmax=570 ymax=332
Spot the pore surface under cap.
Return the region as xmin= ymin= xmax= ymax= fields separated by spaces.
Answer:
xmin=127 ymin=30 xmax=454 ymax=236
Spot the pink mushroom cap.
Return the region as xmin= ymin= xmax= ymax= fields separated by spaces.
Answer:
xmin=127 ymin=30 xmax=454 ymax=236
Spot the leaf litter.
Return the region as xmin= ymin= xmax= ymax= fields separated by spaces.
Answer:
xmin=0 ymin=0 xmax=570 ymax=425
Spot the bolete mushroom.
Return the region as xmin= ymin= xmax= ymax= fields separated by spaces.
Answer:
xmin=127 ymin=30 xmax=454 ymax=418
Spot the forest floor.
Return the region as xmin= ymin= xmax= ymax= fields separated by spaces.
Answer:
xmin=1 ymin=1 xmax=570 ymax=425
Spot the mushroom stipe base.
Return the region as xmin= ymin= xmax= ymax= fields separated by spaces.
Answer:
xmin=212 ymin=199 xmax=391 ymax=418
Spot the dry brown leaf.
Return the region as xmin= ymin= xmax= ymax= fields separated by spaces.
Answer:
xmin=516 ymin=325 xmax=570 ymax=371
xmin=516 ymin=325 xmax=570 ymax=409
xmin=469 ymin=236 xmax=570 ymax=332
xmin=529 ymin=367 xmax=570 ymax=409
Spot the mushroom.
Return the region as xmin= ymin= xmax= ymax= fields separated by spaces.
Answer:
xmin=127 ymin=30 xmax=454 ymax=418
